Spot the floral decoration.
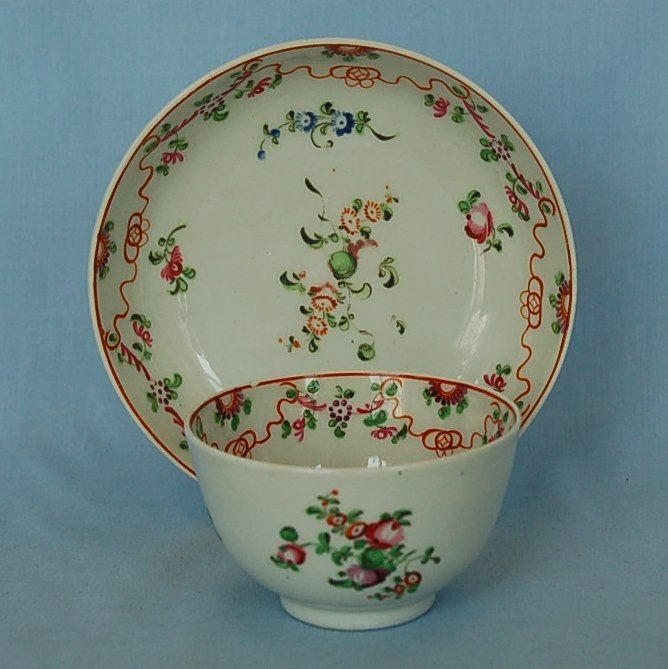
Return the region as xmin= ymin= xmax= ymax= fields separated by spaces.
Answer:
xmin=95 ymin=220 xmax=117 ymax=279
xmin=321 ymin=45 xmax=380 ymax=61
xmin=458 ymin=190 xmax=514 ymax=252
xmin=279 ymin=179 xmax=400 ymax=361
xmin=549 ymin=272 xmax=572 ymax=334
xmin=214 ymin=390 xmax=252 ymax=431
xmin=423 ymin=381 xmax=469 ymax=419
xmin=484 ymin=364 xmax=512 ymax=392
xmin=279 ymin=379 xmax=408 ymax=442
xmin=271 ymin=490 xmax=440 ymax=601
xmin=146 ymin=373 xmax=182 ymax=412
xmin=257 ymin=101 xmax=396 ymax=159
xmin=424 ymin=93 xmax=489 ymax=123
xmin=148 ymin=225 xmax=197 ymax=295
xmin=479 ymin=133 xmax=515 ymax=163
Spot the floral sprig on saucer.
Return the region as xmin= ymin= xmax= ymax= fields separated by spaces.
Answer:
xmin=127 ymin=313 xmax=152 ymax=362
xmin=279 ymin=180 xmax=400 ymax=361
xmin=257 ymin=101 xmax=396 ymax=159
xmin=479 ymin=133 xmax=515 ymax=163
xmin=148 ymin=225 xmax=197 ymax=295
xmin=146 ymin=373 xmax=182 ymax=412
xmin=484 ymin=363 xmax=512 ymax=392
xmin=458 ymin=190 xmax=513 ymax=253
xmin=271 ymin=490 xmax=440 ymax=600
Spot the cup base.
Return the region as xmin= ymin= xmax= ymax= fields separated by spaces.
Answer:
xmin=279 ymin=594 xmax=436 ymax=631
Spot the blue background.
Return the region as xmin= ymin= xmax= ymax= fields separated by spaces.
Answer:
xmin=2 ymin=1 xmax=667 ymax=666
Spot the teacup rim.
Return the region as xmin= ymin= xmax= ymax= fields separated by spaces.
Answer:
xmin=185 ymin=371 xmax=521 ymax=475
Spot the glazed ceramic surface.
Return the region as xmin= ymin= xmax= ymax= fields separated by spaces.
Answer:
xmin=90 ymin=39 xmax=575 ymax=476
xmin=186 ymin=372 xmax=520 ymax=630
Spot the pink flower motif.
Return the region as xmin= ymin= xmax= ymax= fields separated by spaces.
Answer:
xmin=464 ymin=203 xmax=495 ymax=244
xmin=484 ymin=373 xmax=506 ymax=392
xmin=371 ymin=426 xmax=398 ymax=440
xmin=292 ymin=417 xmax=307 ymax=442
xmin=132 ymin=321 xmax=153 ymax=346
xmin=160 ymin=246 xmax=184 ymax=282
xmin=277 ymin=543 xmax=306 ymax=565
xmin=347 ymin=238 xmax=379 ymax=260
xmin=346 ymin=564 xmax=390 ymax=588
xmin=161 ymin=151 xmax=184 ymax=165
xmin=432 ymin=97 xmax=450 ymax=118
xmin=365 ymin=519 xmax=405 ymax=549
xmin=248 ymin=76 xmax=272 ymax=98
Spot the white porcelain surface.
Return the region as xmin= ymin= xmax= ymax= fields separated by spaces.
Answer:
xmin=90 ymin=39 xmax=575 ymax=475
xmin=186 ymin=372 xmax=520 ymax=630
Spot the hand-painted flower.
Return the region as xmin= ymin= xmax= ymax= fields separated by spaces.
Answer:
xmin=332 ymin=110 xmax=355 ymax=136
xmin=404 ymin=571 xmax=422 ymax=586
xmin=432 ymin=97 xmax=450 ymax=118
xmin=464 ymin=203 xmax=495 ymax=244
xmin=215 ymin=390 xmax=245 ymax=420
xmin=161 ymin=151 xmax=184 ymax=165
xmin=326 ymin=512 xmax=347 ymax=527
xmin=363 ymin=200 xmax=383 ymax=223
xmin=371 ymin=426 xmax=398 ymax=440
xmin=345 ymin=522 xmax=367 ymax=539
xmin=248 ymin=76 xmax=272 ymax=98
xmin=555 ymin=278 xmax=572 ymax=333
xmin=309 ymin=282 xmax=341 ymax=313
xmin=484 ymin=373 xmax=506 ymax=392
xmin=294 ymin=111 xmax=317 ymax=132
xmin=306 ymin=315 xmax=328 ymax=337
xmin=132 ymin=321 xmax=153 ymax=346
xmin=346 ymin=564 xmax=390 ymax=588
xmin=427 ymin=381 xmax=468 ymax=406
xmin=326 ymin=45 xmax=374 ymax=58
xmin=292 ymin=417 xmax=307 ymax=442
xmin=365 ymin=518 xmax=405 ymax=549
xmin=347 ymin=238 xmax=378 ymax=260
xmin=277 ymin=543 xmax=306 ymax=565
xmin=160 ymin=246 xmax=184 ymax=282
xmin=339 ymin=207 xmax=361 ymax=235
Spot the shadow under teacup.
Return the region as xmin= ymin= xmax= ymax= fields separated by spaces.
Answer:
xmin=186 ymin=372 xmax=520 ymax=630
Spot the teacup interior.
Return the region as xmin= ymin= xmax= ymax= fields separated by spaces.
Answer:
xmin=191 ymin=373 xmax=517 ymax=468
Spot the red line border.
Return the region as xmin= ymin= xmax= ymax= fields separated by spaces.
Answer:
xmin=89 ymin=39 xmax=575 ymax=479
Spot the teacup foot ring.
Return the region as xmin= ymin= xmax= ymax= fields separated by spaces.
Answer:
xmin=279 ymin=594 xmax=436 ymax=631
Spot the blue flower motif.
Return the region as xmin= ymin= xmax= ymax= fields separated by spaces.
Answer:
xmin=294 ymin=111 xmax=317 ymax=132
xmin=270 ymin=128 xmax=281 ymax=138
xmin=257 ymin=150 xmax=266 ymax=160
xmin=332 ymin=110 xmax=355 ymax=136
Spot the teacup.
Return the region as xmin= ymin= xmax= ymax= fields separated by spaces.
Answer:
xmin=185 ymin=372 xmax=520 ymax=630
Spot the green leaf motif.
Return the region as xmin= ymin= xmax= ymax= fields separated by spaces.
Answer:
xmin=280 ymin=526 xmax=299 ymax=542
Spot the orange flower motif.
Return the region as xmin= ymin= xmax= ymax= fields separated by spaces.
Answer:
xmin=309 ymin=282 xmax=341 ymax=313
xmin=306 ymin=315 xmax=328 ymax=337
xmin=520 ymin=276 xmax=544 ymax=329
xmin=363 ymin=200 xmax=383 ymax=223
xmin=343 ymin=66 xmax=380 ymax=89
xmin=340 ymin=207 xmax=361 ymax=235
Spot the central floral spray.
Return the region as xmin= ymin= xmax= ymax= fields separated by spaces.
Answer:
xmin=279 ymin=179 xmax=401 ymax=361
